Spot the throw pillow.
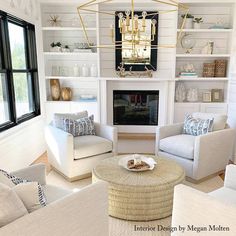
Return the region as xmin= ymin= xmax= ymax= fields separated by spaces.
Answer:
xmin=0 ymin=169 xmax=47 ymax=212
xmin=192 ymin=112 xmax=227 ymax=131
xmin=63 ymin=115 xmax=96 ymax=137
xmin=53 ymin=111 xmax=88 ymax=129
xmin=13 ymin=182 xmax=46 ymax=213
xmin=183 ymin=114 xmax=214 ymax=136
xmin=0 ymin=183 xmax=28 ymax=227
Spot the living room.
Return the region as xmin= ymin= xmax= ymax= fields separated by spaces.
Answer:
xmin=0 ymin=0 xmax=236 ymax=235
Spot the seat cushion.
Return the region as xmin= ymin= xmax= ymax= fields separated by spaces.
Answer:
xmin=43 ymin=185 xmax=72 ymax=204
xmin=209 ymin=187 xmax=236 ymax=205
xmin=160 ymin=134 xmax=196 ymax=160
xmin=192 ymin=112 xmax=227 ymax=131
xmin=74 ymin=135 xmax=113 ymax=160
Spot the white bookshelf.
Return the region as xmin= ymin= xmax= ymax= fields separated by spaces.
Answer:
xmin=177 ymin=29 xmax=233 ymax=32
xmin=176 ymin=77 xmax=228 ymax=81
xmin=40 ymin=2 xmax=100 ymax=122
xmin=176 ymin=54 xmax=231 ymax=58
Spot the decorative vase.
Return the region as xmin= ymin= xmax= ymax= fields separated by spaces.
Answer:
xmin=193 ymin=22 xmax=201 ymax=29
xmin=187 ymin=88 xmax=199 ymax=102
xmin=50 ymin=79 xmax=61 ymax=101
xmin=175 ymin=83 xmax=186 ymax=102
xmin=184 ymin=18 xmax=193 ymax=29
xmin=90 ymin=64 xmax=97 ymax=77
xmin=61 ymin=87 xmax=72 ymax=101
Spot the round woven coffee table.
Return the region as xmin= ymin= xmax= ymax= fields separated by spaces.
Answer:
xmin=92 ymin=155 xmax=185 ymax=221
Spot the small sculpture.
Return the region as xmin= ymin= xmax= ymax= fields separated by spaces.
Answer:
xmin=201 ymin=41 xmax=214 ymax=54
xmin=48 ymin=15 xmax=62 ymax=27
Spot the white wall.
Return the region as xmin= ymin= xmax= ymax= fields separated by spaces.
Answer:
xmin=0 ymin=0 xmax=46 ymax=171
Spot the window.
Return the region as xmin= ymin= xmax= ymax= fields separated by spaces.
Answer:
xmin=0 ymin=11 xmax=40 ymax=132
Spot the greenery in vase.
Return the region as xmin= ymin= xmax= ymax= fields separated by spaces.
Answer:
xmin=50 ymin=42 xmax=62 ymax=48
xmin=181 ymin=14 xmax=194 ymax=19
xmin=193 ymin=17 xmax=203 ymax=23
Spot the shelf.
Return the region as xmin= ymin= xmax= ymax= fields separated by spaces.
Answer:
xmin=45 ymin=76 xmax=98 ymax=80
xmin=43 ymin=52 xmax=97 ymax=56
xmin=46 ymin=100 xmax=97 ymax=103
xmin=176 ymin=77 xmax=228 ymax=81
xmin=175 ymin=102 xmax=227 ymax=105
xmin=42 ymin=27 xmax=96 ymax=31
xmin=177 ymin=29 xmax=233 ymax=33
xmin=176 ymin=54 xmax=231 ymax=58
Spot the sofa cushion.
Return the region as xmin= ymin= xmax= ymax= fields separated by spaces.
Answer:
xmin=53 ymin=111 xmax=88 ymax=129
xmin=74 ymin=135 xmax=113 ymax=160
xmin=0 ymin=183 xmax=28 ymax=227
xmin=160 ymin=134 xmax=196 ymax=160
xmin=43 ymin=185 xmax=71 ymax=204
xmin=192 ymin=112 xmax=227 ymax=131
xmin=209 ymin=187 xmax=236 ymax=205
xmin=183 ymin=114 xmax=214 ymax=136
xmin=63 ymin=115 xmax=95 ymax=137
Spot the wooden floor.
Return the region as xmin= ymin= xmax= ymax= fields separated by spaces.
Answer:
xmin=33 ymin=152 xmax=226 ymax=180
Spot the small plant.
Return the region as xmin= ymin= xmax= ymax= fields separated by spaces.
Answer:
xmin=193 ymin=17 xmax=203 ymax=23
xmin=181 ymin=13 xmax=194 ymax=19
xmin=50 ymin=42 xmax=62 ymax=47
xmin=64 ymin=45 xmax=69 ymax=49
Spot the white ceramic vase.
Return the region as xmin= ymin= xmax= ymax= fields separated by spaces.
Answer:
xmin=175 ymin=83 xmax=186 ymax=102
xmin=184 ymin=18 xmax=193 ymax=29
xmin=193 ymin=22 xmax=201 ymax=29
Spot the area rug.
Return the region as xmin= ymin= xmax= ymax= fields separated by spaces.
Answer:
xmin=47 ymin=171 xmax=224 ymax=236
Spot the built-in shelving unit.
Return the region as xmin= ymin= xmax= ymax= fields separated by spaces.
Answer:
xmin=42 ymin=27 xmax=96 ymax=31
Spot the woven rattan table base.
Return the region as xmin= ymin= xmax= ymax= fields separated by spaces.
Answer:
xmin=92 ymin=155 xmax=185 ymax=221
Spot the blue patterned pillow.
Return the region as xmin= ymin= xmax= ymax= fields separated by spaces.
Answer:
xmin=63 ymin=115 xmax=96 ymax=137
xmin=183 ymin=114 xmax=214 ymax=136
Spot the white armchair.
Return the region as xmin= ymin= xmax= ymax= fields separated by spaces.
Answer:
xmin=171 ymin=164 xmax=236 ymax=235
xmin=156 ymin=113 xmax=235 ymax=182
xmin=0 ymin=164 xmax=109 ymax=236
xmin=45 ymin=122 xmax=118 ymax=181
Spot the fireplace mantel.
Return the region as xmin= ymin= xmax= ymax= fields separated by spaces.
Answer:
xmin=99 ymin=77 xmax=175 ymax=82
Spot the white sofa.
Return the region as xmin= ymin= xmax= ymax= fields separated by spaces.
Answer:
xmin=45 ymin=122 xmax=117 ymax=181
xmin=171 ymin=164 xmax=236 ymax=236
xmin=0 ymin=164 xmax=109 ymax=236
xmin=156 ymin=113 xmax=235 ymax=182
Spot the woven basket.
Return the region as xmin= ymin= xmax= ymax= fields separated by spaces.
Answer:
xmin=215 ymin=60 xmax=227 ymax=77
xmin=203 ymin=62 xmax=215 ymax=77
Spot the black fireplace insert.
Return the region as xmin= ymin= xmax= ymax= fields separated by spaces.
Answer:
xmin=113 ymin=90 xmax=159 ymax=126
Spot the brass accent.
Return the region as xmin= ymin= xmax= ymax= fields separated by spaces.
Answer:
xmin=77 ymin=0 xmax=189 ymax=51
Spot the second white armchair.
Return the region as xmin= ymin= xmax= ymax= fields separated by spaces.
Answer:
xmin=156 ymin=113 xmax=235 ymax=182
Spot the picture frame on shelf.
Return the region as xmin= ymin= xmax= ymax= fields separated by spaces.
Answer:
xmin=202 ymin=91 xmax=212 ymax=103
xmin=211 ymin=89 xmax=224 ymax=102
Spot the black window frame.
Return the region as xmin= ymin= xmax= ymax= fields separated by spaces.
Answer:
xmin=0 ymin=10 xmax=40 ymax=132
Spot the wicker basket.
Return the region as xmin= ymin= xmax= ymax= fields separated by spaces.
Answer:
xmin=215 ymin=60 xmax=227 ymax=77
xmin=203 ymin=62 xmax=215 ymax=77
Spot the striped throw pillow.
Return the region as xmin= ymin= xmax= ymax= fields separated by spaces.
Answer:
xmin=0 ymin=169 xmax=47 ymax=211
xmin=63 ymin=115 xmax=96 ymax=137
xmin=183 ymin=114 xmax=214 ymax=136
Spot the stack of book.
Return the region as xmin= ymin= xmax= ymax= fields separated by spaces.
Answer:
xmin=179 ymin=72 xmax=198 ymax=78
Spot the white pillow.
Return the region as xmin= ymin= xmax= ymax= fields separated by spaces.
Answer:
xmin=0 ymin=183 xmax=28 ymax=227
xmin=192 ymin=113 xmax=227 ymax=131
xmin=53 ymin=110 xmax=88 ymax=129
xmin=0 ymin=169 xmax=47 ymax=212
xmin=13 ymin=182 xmax=45 ymax=213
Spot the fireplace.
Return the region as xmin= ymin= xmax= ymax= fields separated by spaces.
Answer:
xmin=113 ymin=90 xmax=159 ymax=126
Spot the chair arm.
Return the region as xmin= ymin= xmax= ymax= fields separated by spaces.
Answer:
xmin=45 ymin=125 xmax=74 ymax=176
xmin=0 ymin=181 xmax=109 ymax=236
xmin=156 ymin=123 xmax=184 ymax=155
xmin=11 ymin=164 xmax=46 ymax=186
xmin=193 ymin=128 xmax=235 ymax=180
xmin=224 ymin=164 xmax=236 ymax=191
xmin=171 ymin=184 xmax=236 ymax=235
xmin=94 ymin=123 xmax=118 ymax=155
